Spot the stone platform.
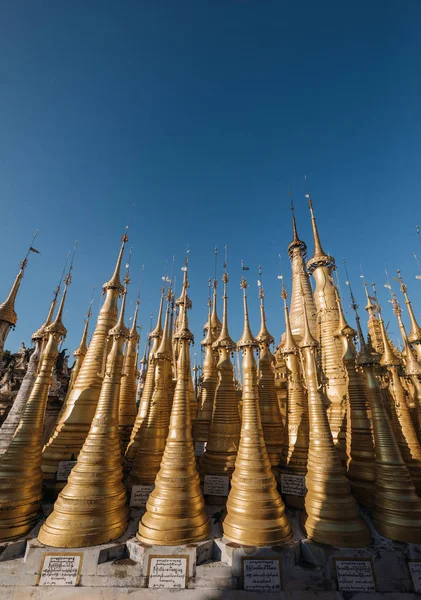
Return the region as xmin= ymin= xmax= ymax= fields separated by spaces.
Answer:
xmin=0 ymin=506 xmax=420 ymax=598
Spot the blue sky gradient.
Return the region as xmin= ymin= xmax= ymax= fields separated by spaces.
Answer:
xmin=1 ymin=1 xmax=420 ymax=358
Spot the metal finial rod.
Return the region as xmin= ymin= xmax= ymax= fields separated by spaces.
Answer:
xmin=23 ymin=229 xmax=40 ymax=263
xmin=214 ymin=247 xmax=218 ymax=283
xmin=224 ymin=245 xmax=228 ymax=272
xmin=416 ymin=225 xmax=420 ymax=244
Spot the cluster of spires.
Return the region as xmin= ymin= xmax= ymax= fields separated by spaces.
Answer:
xmin=0 ymin=199 xmax=420 ymax=549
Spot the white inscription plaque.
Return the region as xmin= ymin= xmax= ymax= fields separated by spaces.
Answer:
xmin=148 ymin=556 xmax=188 ymax=589
xmin=280 ymin=473 xmax=306 ymax=496
xmin=335 ymin=559 xmax=375 ymax=592
xmin=194 ymin=441 xmax=207 ymax=457
xmin=204 ymin=474 xmax=229 ymax=496
xmin=38 ymin=553 xmax=83 ymax=586
xmin=243 ymin=558 xmax=281 ymax=592
xmin=56 ymin=460 xmax=77 ymax=482
xmin=408 ymin=561 xmax=421 ymax=593
xmin=130 ymin=484 xmax=154 ymax=508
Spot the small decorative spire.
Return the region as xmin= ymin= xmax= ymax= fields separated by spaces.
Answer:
xmin=102 ymin=228 xmax=128 ymax=292
xmin=300 ymin=291 xmax=317 ymax=349
xmin=288 ymin=189 xmax=307 ymax=258
xmin=281 ymin=285 xmax=298 ymax=354
xmin=213 ymin=247 xmax=235 ymax=350
xmin=306 ymin=193 xmax=334 ymax=273
xmin=237 ymin=273 xmax=257 ymax=348
xmin=397 ymin=270 xmax=421 ymax=344
xmin=255 ymin=266 xmax=274 ymax=346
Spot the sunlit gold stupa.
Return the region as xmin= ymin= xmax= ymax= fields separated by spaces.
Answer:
xmin=0 ymin=276 xmax=69 ymax=541
xmin=118 ymin=297 xmax=140 ymax=450
xmin=128 ymin=290 xmax=173 ymax=489
xmin=137 ymin=273 xmax=210 ymax=545
xmin=38 ymin=286 xmax=130 ymax=547
xmin=41 ymin=233 xmax=127 ymax=495
xmin=125 ymin=286 xmax=164 ymax=461
xmin=222 ymin=276 xmax=291 ymax=547
xmin=199 ymin=264 xmax=241 ymax=478
xmin=300 ymin=294 xmax=370 ymax=547
xmin=255 ymin=274 xmax=284 ymax=469
xmin=352 ymin=301 xmax=421 ymax=543
xmin=335 ymin=285 xmax=375 ymax=508
xmin=279 ymin=286 xmax=309 ymax=509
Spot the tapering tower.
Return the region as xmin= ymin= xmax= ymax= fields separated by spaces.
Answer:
xmin=38 ymin=288 xmax=130 ymax=547
xmin=68 ymin=300 xmax=92 ymax=391
xmin=397 ymin=270 xmax=421 ymax=362
xmin=391 ymin=290 xmax=421 ymax=437
xmin=300 ymin=294 xmax=370 ymax=547
xmin=42 ymin=233 xmax=127 ymax=496
xmin=193 ymin=297 xmax=218 ymax=442
xmin=126 ymin=287 xmax=165 ymax=461
xmin=223 ymin=276 xmax=291 ymax=546
xmin=287 ymin=199 xmax=317 ymax=342
xmin=335 ymin=284 xmax=375 ymax=508
xmin=128 ymin=290 xmax=173 ymax=488
xmin=199 ymin=263 xmax=241 ymax=478
xmin=0 ymin=275 xmax=69 ymax=541
xmin=377 ymin=302 xmax=421 ymax=494
xmin=0 ymin=278 xmax=62 ymax=456
xmin=306 ymin=195 xmax=347 ymax=455
xmin=118 ymin=297 xmax=140 ymax=450
xmin=255 ymin=272 xmax=284 ymax=469
xmin=352 ymin=300 xmax=421 ymax=543
xmin=137 ymin=289 xmax=210 ymax=545
xmin=0 ymin=251 xmax=33 ymax=356
xmin=279 ymin=286 xmax=309 ymax=509
xmin=174 ymin=256 xmax=197 ymax=421
xmin=363 ymin=281 xmax=385 ymax=355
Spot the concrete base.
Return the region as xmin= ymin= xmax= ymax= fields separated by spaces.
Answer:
xmin=0 ymin=505 xmax=421 ymax=596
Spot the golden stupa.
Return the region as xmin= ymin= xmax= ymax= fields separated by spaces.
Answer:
xmin=137 ymin=264 xmax=210 ymax=545
xmin=222 ymin=276 xmax=292 ymax=547
xmin=38 ymin=284 xmax=130 ymax=547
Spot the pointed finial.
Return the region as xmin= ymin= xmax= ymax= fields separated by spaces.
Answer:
xmin=129 ymin=296 xmax=140 ymax=339
xmin=102 ymin=228 xmax=128 ymax=292
xmin=202 ymin=297 xmax=214 ymax=346
xmin=237 ymin=272 xmax=257 ymax=348
xmin=397 ymin=269 xmax=421 ymax=343
xmin=150 ymin=284 xmax=165 ymax=339
xmin=46 ymin=272 xmax=71 ymax=339
xmin=255 ymin=266 xmax=274 ymax=346
xmin=306 ymin=188 xmax=335 ymax=273
xmin=213 ymin=246 xmax=236 ymax=349
xmin=375 ymin=295 xmax=399 ymax=367
xmin=287 ymin=187 xmax=307 ymax=259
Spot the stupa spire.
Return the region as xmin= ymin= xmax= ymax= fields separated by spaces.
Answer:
xmin=125 ymin=284 xmax=165 ymax=461
xmin=255 ymin=269 xmax=284 ymax=470
xmin=137 ymin=283 xmax=210 ymax=545
xmin=0 ymin=271 xmax=69 ymax=541
xmin=397 ymin=270 xmax=421 ymax=361
xmin=210 ymin=247 xmax=222 ymax=336
xmin=279 ymin=285 xmax=309 ymax=508
xmin=300 ymin=292 xmax=370 ymax=547
xmin=222 ymin=274 xmax=291 ymax=546
xmin=42 ymin=231 xmax=127 ymax=497
xmin=68 ymin=294 xmax=93 ymax=390
xmin=335 ymin=272 xmax=375 ymax=508
xmin=377 ymin=298 xmax=421 ymax=494
xmin=128 ymin=289 xmax=173 ymax=488
xmin=200 ymin=250 xmax=240 ymax=479
xmin=118 ymin=288 xmax=140 ymax=451
xmin=193 ymin=297 xmax=217 ymax=442
xmin=0 ymin=232 xmax=39 ymax=355
xmin=39 ymin=285 xmax=129 ymax=547
xmin=305 ymin=192 xmax=347 ymax=459
xmin=352 ymin=301 xmax=421 ymax=542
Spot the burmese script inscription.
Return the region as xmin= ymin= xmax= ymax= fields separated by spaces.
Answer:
xmin=38 ymin=553 xmax=83 ymax=586
xmin=280 ymin=473 xmax=306 ymax=496
xmin=130 ymin=484 xmax=154 ymax=508
xmin=243 ymin=558 xmax=282 ymax=592
xmin=204 ymin=474 xmax=229 ymax=496
xmin=148 ymin=556 xmax=188 ymax=589
xmin=335 ymin=559 xmax=375 ymax=592
xmin=56 ymin=461 xmax=77 ymax=482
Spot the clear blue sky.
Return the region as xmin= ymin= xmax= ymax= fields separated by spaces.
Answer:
xmin=1 ymin=1 xmax=421 ymax=359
